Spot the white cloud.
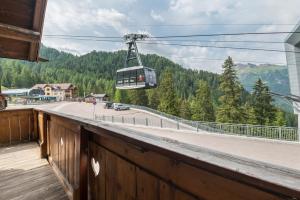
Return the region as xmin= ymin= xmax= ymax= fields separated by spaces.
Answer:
xmin=150 ymin=10 xmax=164 ymax=22
xmin=41 ymin=0 xmax=300 ymax=73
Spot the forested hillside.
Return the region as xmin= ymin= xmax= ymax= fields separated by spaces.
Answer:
xmin=0 ymin=46 xmax=296 ymax=126
xmin=0 ymin=45 xmax=220 ymax=101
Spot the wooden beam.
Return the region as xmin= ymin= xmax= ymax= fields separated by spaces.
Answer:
xmin=0 ymin=22 xmax=40 ymax=43
xmin=29 ymin=0 xmax=48 ymax=61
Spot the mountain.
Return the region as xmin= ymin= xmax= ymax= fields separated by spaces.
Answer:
xmin=0 ymin=45 xmax=221 ymax=102
xmin=236 ymin=63 xmax=292 ymax=112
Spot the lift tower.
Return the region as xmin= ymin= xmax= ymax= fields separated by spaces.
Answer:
xmin=124 ymin=33 xmax=149 ymax=68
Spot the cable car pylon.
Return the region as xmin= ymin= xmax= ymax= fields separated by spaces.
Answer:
xmin=116 ymin=33 xmax=157 ymax=90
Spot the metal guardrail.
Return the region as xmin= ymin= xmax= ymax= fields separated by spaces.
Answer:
xmin=95 ymin=104 xmax=299 ymax=142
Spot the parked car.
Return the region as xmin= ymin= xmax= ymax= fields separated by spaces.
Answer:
xmin=114 ymin=103 xmax=130 ymax=111
xmin=104 ymin=102 xmax=114 ymax=109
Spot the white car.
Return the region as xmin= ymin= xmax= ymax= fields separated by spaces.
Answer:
xmin=114 ymin=103 xmax=130 ymax=111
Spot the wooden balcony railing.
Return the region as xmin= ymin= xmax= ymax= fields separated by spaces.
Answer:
xmin=0 ymin=109 xmax=37 ymax=145
xmin=0 ymin=108 xmax=300 ymax=200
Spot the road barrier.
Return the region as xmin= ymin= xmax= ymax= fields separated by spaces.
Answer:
xmin=95 ymin=109 xmax=299 ymax=142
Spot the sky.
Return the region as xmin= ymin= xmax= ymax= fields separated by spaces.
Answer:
xmin=42 ymin=0 xmax=300 ymax=73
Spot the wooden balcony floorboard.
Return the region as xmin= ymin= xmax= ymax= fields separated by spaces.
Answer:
xmin=0 ymin=142 xmax=68 ymax=200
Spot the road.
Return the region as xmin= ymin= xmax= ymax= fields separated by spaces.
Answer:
xmin=9 ymin=102 xmax=300 ymax=171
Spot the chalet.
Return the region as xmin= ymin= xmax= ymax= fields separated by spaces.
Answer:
xmin=31 ymin=83 xmax=77 ymax=101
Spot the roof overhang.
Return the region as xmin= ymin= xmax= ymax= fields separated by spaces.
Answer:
xmin=0 ymin=0 xmax=47 ymax=61
xmin=285 ymin=21 xmax=300 ymax=47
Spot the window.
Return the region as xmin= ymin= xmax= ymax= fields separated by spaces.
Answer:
xmin=137 ymin=69 xmax=145 ymax=83
xmin=130 ymin=70 xmax=137 ymax=85
xmin=123 ymin=71 xmax=130 ymax=84
xmin=117 ymin=72 xmax=123 ymax=84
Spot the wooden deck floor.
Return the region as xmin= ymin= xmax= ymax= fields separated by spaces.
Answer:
xmin=0 ymin=142 xmax=68 ymax=200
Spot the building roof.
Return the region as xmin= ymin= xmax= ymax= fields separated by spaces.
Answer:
xmin=85 ymin=94 xmax=109 ymax=98
xmin=2 ymin=88 xmax=30 ymax=95
xmin=285 ymin=20 xmax=300 ymax=45
xmin=0 ymin=0 xmax=47 ymax=61
xmin=32 ymin=83 xmax=75 ymax=90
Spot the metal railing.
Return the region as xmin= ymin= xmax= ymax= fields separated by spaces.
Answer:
xmin=95 ymin=104 xmax=299 ymax=142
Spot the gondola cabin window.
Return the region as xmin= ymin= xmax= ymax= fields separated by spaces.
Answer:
xmin=116 ymin=66 xmax=157 ymax=89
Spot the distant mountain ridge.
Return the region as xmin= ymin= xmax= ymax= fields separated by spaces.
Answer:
xmin=236 ymin=63 xmax=292 ymax=111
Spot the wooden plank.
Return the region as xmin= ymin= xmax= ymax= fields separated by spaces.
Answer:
xmin=28 ymin=0 xmax=48 ymax=61
xmin=0 ymin=142 xmax=68 ymax=200
xmin=0 ymin=22 xmax=40 ymax=42
xmin=79 ymin=128 xmax=88 ymax=200
xmin=159 ymin=180 xmax=198 ymax=200
xmin=0 ymin=117 xmax=10 ymax=144
xmin=19 ymin=114 xmax=30 ymax=141
xmin=137 ymin=167 xmax=159 ymax=200
xmin=33 ymin=110 xmax=38 ymax=140
xmin=0 ymin=0 xmax=35 ymax=29
xmin=38 ymin=112 xmax=47 ymax=157
xmin=10 ymin=116 xmax=20 ymax=143
xmin=105 ymin=150 xmax=136 ymax=200
xmin=67 ymin=129 xmax=75 ymax=186
xmin=47 ymin=114 xmax=84 ymax=200
xmin=89 ymin=142 xmax=106 ymax=200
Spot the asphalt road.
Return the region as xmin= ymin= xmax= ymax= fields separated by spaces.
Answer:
xmin=9 ymin=102 xmax=300 ymax=171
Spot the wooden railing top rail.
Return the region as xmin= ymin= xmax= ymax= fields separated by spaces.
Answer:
xmin=34 ymin=108 xmax=300 ymax=197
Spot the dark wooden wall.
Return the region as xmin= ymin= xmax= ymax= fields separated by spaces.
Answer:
xmin=0 ymin=109 xmax=36 ymax=145
xmin=35 ymin=111 xmax=299 ymax=200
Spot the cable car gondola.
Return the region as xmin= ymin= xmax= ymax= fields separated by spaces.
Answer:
xmin=116 ymin=34 xmax=157 ymax=90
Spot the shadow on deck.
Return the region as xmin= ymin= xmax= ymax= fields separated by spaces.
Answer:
xmin=0 ymin=142 xmax=68 ymax=200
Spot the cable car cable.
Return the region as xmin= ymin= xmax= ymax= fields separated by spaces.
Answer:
xmin=45 ymin=31 xmax=300 ymax=40
xmin=138 ymin=41 xmax=300 ymax=54
xmin=45 ymin=36 xmax=287 ymax=44
xmin=149 ymin=31 xmax=300 ymax=39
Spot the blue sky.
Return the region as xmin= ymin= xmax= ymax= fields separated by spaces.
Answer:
xmin=42 ymin=0 xmax=300 ymax=73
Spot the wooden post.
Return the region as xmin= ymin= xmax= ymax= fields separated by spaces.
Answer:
xmin=33 ymin=110 xmax=38 ymax=139
xmin=79 ymin=128 xmax=88 ymax=200
xmin=38 ymin=112 xmax=48 ymax=158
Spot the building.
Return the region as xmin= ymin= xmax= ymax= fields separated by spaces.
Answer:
xmin=285 ymin=21 xmax=300 ymax=127
xmin=31 ymin=83 xmax=77 ymax=101
xmin=2 ymin=88 xmax=45 ymax=97
xmin=85 ymin=93 xmax=109 ymax=103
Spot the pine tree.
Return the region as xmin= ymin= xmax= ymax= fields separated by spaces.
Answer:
xmin=251 ymin=79 xmax=276 ymax=125
xmin=147 ymin=89 xmax=160 ymax=109
xmin=191 ymin=80 xmax=215 ymax=121
xmin=216 ymin=57 xmax=244 ymax=123
xmin=128 ymin=89 xmax=148 ymax=106
xmin=179 ymin=99 xmax=191 ymax=119
xmin=158 ymin=69 xmax=178 ymax=115
xmin=274 ymin=110 xmax=286 ymax=126
xmin=243 ymin=102 xmax=257 ymax=124
xmin=114 ymin=89 xmax=129 ymax=103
